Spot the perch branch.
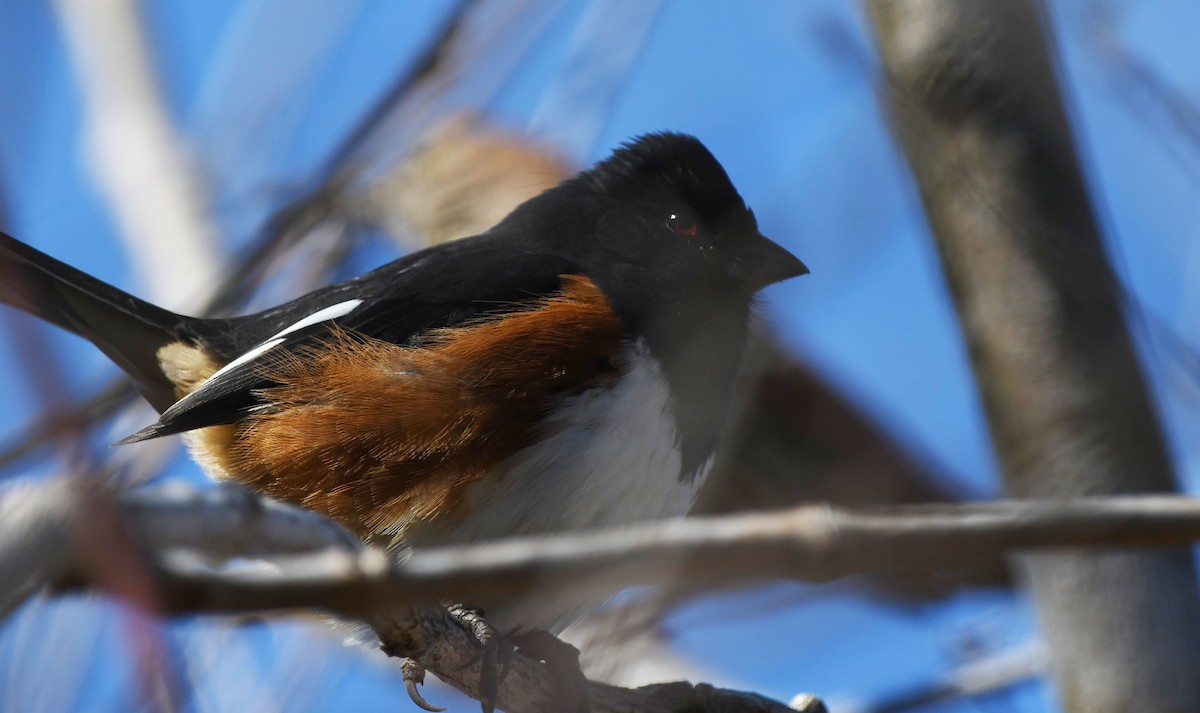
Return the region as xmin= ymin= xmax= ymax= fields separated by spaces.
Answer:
xmin=10 ymin=480 xmax=1200 ymax=710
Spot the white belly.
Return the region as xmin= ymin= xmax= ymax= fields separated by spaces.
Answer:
xmin=404 ymin=339 xmax=714 ymax=632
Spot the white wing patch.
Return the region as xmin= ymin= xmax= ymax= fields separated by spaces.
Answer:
xmin=171 ymin=298 xmax=363 ymax=408
xmin=270 ymin=299 xmax=365 ymax=338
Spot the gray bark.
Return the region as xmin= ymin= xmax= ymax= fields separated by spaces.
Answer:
xmin=867 ymin=1 xmax=1200 ymax=711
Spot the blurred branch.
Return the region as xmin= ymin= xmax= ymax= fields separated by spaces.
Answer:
xmin=0 ymin=380 xmax=131 ymax=472
xmin=1084 ymin=2 xmax=1200 ymax=391
xmin=527 ymin=0 xmax=664 ymax=152
xmin=867 ymin=1 xmax=1200 ymax=712
xmin=863 ymin=641 xmax=1046 ymax=713
xmin=13 ymin=480 xmax=1200 ymax=708
xmin=3 ymin=479 xmax=831 ymax=713
xmin=339 ymin=0 xmax=569 ymax=178
xmin=51 ymin=0 xmax=220 ymax=307
xmin=1087 ymin=2 xmax=1200 ymax=174
xmin=318 ymin=0 xmax=480 ymax=177
xmin=354 ymin=114 xmax=571 ymax=248
xmin=125 ymin=495 xmax=1200 ymax=607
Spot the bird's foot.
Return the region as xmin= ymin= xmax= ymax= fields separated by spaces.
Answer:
xmin=511 ymin=629 xmax=590 ymax=713
xmin=445 ymin=603 xmax=514 ymax=713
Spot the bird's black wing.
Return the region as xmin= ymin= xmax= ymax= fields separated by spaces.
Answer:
xmin=121 ymin=237 xmax=581 ymax=443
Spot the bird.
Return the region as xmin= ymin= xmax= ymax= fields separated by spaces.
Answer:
xmin=0 ymin=131 xmax=806 ymax=704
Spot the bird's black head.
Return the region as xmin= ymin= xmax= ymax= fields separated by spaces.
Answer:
xmin=557 ymin=132 xmax=807 ymax=326
xmin=489 ymin=132 xmax=808 ymax=477
xmin=575 ymin=133 xmax=809 ymax=476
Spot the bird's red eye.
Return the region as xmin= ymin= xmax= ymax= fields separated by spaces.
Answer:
xmin=667 ymin=209 xmax=699 ymax=238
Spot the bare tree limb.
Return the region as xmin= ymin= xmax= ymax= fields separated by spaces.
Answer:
xmin=132 ymin=495 xmax=1200 ymax=614
xmin=867 ymin=2 xmax=1200 ymax=711
xmin=862 ymin=641 xmax=1046 ymax=712
xmin=51 ymin=0 xmax=220 ymax=307
xmin=11 ymin=478 xmax=1200 ymax=710
xmin=3 ymin=479 xmax=826 ymax=712
xmin=13 ymin=481 xmax=1200 ymax=620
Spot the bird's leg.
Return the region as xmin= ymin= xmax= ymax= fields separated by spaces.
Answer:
xmin=509 ymin=629 xmax=590 ymax=713
xmin=444 ymin=602 xmax=514 ymax=713
xmin=380 ymin=603 xmax=512 ymax=713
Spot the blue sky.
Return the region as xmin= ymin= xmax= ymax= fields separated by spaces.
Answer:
xmin=0 ymin=1 xmax=1197 ymax=711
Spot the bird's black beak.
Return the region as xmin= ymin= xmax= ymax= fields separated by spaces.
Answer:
xmin=731 ymin=233 xmax=809 ymax=289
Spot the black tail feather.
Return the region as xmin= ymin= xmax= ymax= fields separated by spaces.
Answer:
xmin=0 ymin=231 xmax=198 ymax=411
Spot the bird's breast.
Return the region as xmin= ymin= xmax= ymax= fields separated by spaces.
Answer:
xmin=401 ymin=338 xmax=712 ymax=633
xmin=402 ymin=338 xmax=712 ymax=550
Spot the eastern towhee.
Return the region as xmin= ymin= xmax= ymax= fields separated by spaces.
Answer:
xmin=0 ymin=132 xmax=806 ymax=636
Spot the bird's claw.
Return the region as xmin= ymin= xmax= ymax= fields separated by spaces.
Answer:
xmin=401 ymin=658 xmax=447 ymax=712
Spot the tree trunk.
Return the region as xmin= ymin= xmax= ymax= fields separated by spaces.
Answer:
xmin=866 ymin=1 xmax=1200 ymax=711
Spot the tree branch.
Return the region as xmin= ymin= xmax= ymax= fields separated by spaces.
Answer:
xmin=11 ymin=480 xmax=1200 ymax=618
xmin=51 ymin=0 xmax=221 ymax=307
xmin=10 ymin=479 xmax=1200 ymax=709
xmin=867 ymin=2 xmax=1200 ymax=711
